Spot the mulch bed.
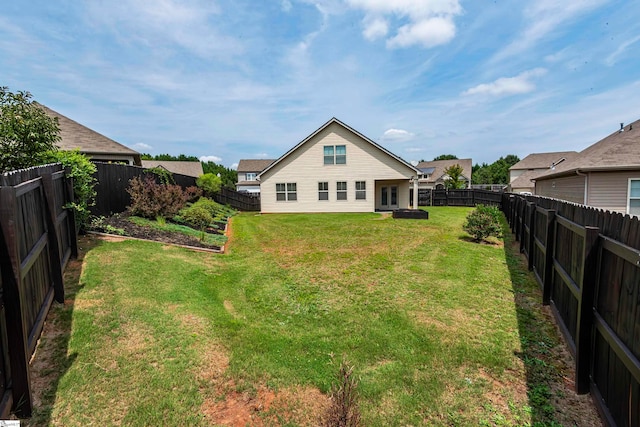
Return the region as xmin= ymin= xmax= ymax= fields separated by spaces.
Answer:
xmin=95 ymin=213 xmax=223 ymax=250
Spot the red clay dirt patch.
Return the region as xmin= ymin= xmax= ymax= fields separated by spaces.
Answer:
xmin=202 ymin=382 xmax=330 ymax=427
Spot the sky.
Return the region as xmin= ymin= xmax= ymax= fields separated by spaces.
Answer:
xmin=1 ymin=0 xmax=639 ymax=169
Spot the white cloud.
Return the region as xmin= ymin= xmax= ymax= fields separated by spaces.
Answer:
xmin=346 ymin=0 xmax=462 ymax=49
xmin=463 ymin=68 xmax=547 ymax=97
xmin=492 ymin=0 xmax=608 ymax=62
xmin=605 ymin=35 xmax=640 ymax=66
xmin=281 ymin=0 xmax=293 ymax=12
xmin=133 ymin=142 xmax=153 ymax=150
xmin=387 ymin=16 xmax=456 ymax=49
xmin=199 ymin=155 xmax=222 ymax=163
xmin=231 ymin=162 xmax=239 ymax=170
xmin=363 ymin=17 xmax=388 ymax=41
xmin=405 ymin=147 xmax=424 ymax=153
xmin=382 ymin=128 xmax=415 ymax=141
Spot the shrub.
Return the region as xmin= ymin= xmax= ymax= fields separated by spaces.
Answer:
xmin=463 ymin=204 xmax=503 ymax=242
xmin=46 ymin=149 xmax=97 ymax=231
xmin=180 ymin=205 xmax=213 ymax=241
xmin=127 ymin=175 xmax=189 ymax=219
xmin=146 ymin=166 xmax=175 ymax=185
xmin=196 ymin=173 xmax=222 ymax=196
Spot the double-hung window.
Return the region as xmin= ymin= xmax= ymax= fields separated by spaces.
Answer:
xmin=628 ymin=179 xmax=640 ymax=216
xmin=337 ymin=181 xmax=347 ymax=200
xmin=318 ymin=182 xmax=329 ymax=200
xmin=276 ymin=183 xmax=297 ymax=201
xmin=324 ymin=145 xmax=346 ymax=165
xmin=245 ymin=172 xmax=256 ymax=181
xmin=355 ymin=181 xmax=366 ymax=200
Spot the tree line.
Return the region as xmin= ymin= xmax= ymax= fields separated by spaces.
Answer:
xmin=428 ymin=154 xmax=520 ymax=185
xmin=140 ymin=153 xmax=237 ymax=189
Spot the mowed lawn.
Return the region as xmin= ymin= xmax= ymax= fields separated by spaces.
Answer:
xmin=29 ymin=207 xmax=571 ymax=426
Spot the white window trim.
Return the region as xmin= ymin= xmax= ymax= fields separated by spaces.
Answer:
xmin=627 ymin=178 xmax=640 ymax=215
xmin=355 ymin=181 xmax=366 ymax=201
xmin=276 ymin=182 xmax=297 ymax=202
xmin=336 ymin=181 xmax=347 ymax=201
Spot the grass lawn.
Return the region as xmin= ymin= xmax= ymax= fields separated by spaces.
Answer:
xmin=28 ymin=207 xmax=591 ymax=426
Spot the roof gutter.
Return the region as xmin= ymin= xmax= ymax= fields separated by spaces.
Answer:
xmin=575 ymin=170 xmax=588 ymax=205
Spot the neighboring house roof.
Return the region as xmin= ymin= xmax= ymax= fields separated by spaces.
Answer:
xmin=510 ymin=151 xmax=579 ymax=171
xmin=237 ymin=159 xmax=275 ymax=172
xmin=536 ymin=120 xmax=640 ymax=180
xmin=416 ymin=159 xmax=473 ymax=183
xmin=40 ymin=104 xmax=142 ymax=165
xmin=258 ymin=117 xmax=420 ymax=178
xmin=509 ymin=169 xmax=542 ymax=190
xmin=141 ymin=160 xmax=203 ymax=178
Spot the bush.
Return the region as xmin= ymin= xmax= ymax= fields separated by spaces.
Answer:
xmin=46 ymin=149 xmax=97 ymax=231
xmin=127 ymin=175 xmax=189 ymax=219
xmin=323 ymin=360 xmax=361 ymax=427
xmin=463 ymin=204 xmax=503 ymax=242
xmin=196 ymin=173 xmax=222 ymax=196
xmin=180 ymin=205 xmax=213 ymax=241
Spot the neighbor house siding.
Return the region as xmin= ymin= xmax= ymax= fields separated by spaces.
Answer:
xmin=587 ymin=170 xmax=640 ymax=214
xmin=535 ymin=174 xmax=585 ymax=204
xmin=260 ymin=122 xmax=415 ymax=213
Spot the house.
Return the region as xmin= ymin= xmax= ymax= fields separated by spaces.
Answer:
xmin=236 ymin=159 xmax=275 ymax=193
xmin=534 ymin=120 xmax=640 ymax=215
xmin=141 ymin=160 xmax=204 ymax=178
xmin=415 ymin=159 xmax=472 ymax=189
xmin=508 ymin=151 xmax=579 ymax=194
xmin=41 ymin=104 xmax=142 ymax=165
xmin=258 ymin=118 xmax=421 ymax=213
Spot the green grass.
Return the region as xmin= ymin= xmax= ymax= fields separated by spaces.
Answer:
xmin=29 ymin=207 xmax=571 ymax=426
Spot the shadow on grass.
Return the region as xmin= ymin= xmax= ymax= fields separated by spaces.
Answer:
xmin=25 ymin=235 xmax=104 ymax=426
xmin=502 ymin=224 xmax=573 ymax=426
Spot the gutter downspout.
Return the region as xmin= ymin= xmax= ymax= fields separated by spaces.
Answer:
xmin=576 ymin=170 xmax=587 ymax=205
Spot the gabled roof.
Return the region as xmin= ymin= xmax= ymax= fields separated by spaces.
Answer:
xmin=258 ymin=117 xmax=420 ymax=178
xmin=536 ymin=119 xmax=640 ymax=180
xmin=141 ymin=160 xmax=203 ymax=178
xmin=40 ymin=104 xmax=141 ymax=161
xmin=237 ymin=159 xmax=276 ymax=172
xmin=415 ymin=159 xmax=473 ymax=183
xmin=509 ymin=169 xmax=541 ymax=189
xmin=510 ymin=151 xmax=579 ymax=171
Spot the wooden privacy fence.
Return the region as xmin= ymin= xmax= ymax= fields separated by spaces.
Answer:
xmin=0 ymin=164 xmax=77 ymax=418
xmin=503 ymin=193 xmax=640 ymax=427
xmin=430 ymin=188 xmax=503 ymax=207
xmin=93 ymin=163 xmax=260 ymax=215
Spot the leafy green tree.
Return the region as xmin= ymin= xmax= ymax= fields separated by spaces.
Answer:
xmin=46 ymin=149 xmax=97 ymax=230
xmin=0 ymin=87 xmax=60 ymax=173
xmin=433 ymin=154 xmax=458 ymax=161
xmin=443 ymin=164 xmax=466 ymax=189
xmin=196 ymin=173 xmax=222 ymax=196
xmin=471 ymin=155 xmax=520 ymax=185
xmin=140 ymin=153 xmax=237 ymax=189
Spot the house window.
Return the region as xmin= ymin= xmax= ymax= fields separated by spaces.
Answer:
xmin=276 ymin=183 xmax=297 ymax=201
xmin=628 ymin=179 xmax=640 ymax=215
xmin=245 ymin=172 xmax=256 ymax=181
xmin=318 ymin=182 xmax=329 ymax=200
xmin=324 ymin=145 xmax=346 ymax=165
xmin=337 ymin=181 xmax=347 ymax=200
xmin=355 ymin=181 xmax=366 ymax=200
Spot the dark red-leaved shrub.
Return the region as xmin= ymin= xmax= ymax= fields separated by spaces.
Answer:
xmin=127 ymin=175 xmax=189 ymax=219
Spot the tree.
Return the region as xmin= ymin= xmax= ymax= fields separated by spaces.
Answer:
xmin=140 ymin=153 xmax=238 ymax=189
xmin=471 ymin=155 xmax=520 ymax=185
xmin=443 ymin=164 xmax=466 ymax=189
xmin=0 ymin=87 xmax=60 ymax=173
xmin=433 ymin=154 xmax=458 ymax=161
xmin=196 ymin=173 xmax=222 ymax=196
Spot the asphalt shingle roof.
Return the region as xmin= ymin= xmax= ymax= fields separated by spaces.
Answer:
xmin=141 ymin=160 xmax=203 ymax=178
xmin=237 ymin=159 xmax=276 ymax=172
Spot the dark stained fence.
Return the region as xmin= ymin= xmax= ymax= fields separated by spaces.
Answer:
xmin=430 ymin=189 xmax=503 ymax=207
xmin=503 ymin=193 xmax=640 ymax=426
xmin=213 ymin=187 xmax=261 ymax=212
xmin=0 ymin=164 xmax=77 ymax=418
xmin=92 ymin=163 xmax=198 ymax=217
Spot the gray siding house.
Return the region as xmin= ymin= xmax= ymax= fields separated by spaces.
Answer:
xmin=508 ymin=151 xmax=579 ymax=194
xmin=535 ymin=120 xmax=640 ymax=215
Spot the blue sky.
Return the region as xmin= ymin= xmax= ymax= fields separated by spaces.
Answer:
xmin=2 ymin=0 xmax=639 ymax=168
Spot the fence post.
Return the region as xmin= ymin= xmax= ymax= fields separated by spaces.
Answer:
xmin=575 ymin=226 xmax=599 ymax=394
xmin=527 ymin=202 xmax=536 ymax=271
xmin=41 ymin=173 xmax=65 ymax=303
xmin=542 ymin=210 xmax=556 ymax=305
xmin=0 ymin=187 xmax=33 ymax=418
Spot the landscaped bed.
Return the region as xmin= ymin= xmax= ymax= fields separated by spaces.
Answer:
xmin=27 ymin=207 xmax=601 ymax=426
